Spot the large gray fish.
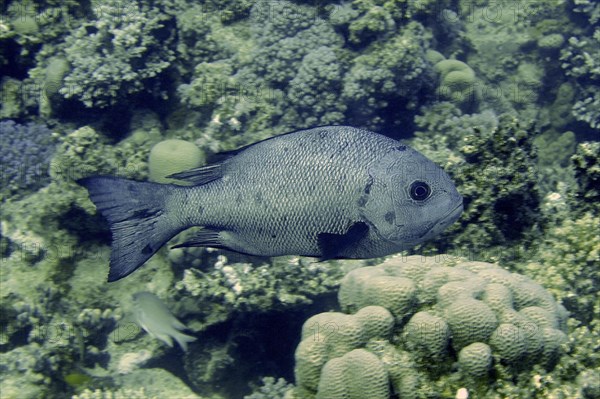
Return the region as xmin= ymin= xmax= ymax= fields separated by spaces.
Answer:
xmin=79 ymin=126 xmax=462 ymax=281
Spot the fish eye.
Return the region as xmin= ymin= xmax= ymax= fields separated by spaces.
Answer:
xmin=409 ymin=181 xmax=431 ymax=201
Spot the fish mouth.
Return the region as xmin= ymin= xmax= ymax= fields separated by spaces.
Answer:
xmin=442 ymin=201 xmax=464 ymax=225
xmin=418 ymin=201 xmax=463 ymax=240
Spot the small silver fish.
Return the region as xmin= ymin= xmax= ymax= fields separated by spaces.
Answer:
xmin=131 ymin=292 xmax=196 ymax=351
xmin=79 ymin=126 xmax=462 ymax=281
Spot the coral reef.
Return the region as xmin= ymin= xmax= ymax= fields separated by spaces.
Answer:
xmin=412 ymin=109 xmax=541 ymax=257
xmin=174 ymin=255 xmax=356 ymax=328
xmin=284 ymin=46 xmax=346 ymax=127
xmin=433 ymin=58 xmax=478 ymax=111
xmin=316 ymin=349 xmax=389 ymax=399
xmin=290 ymin=256 xmax=569 ymax=398
xmin=560 ymin=28 xmax=600 ymax=130
xmin=1 ymin=0 xmax=598 ymax=398
xmin=244 ymin=377 xmax=294 ymax=399
xmin=249 ymin=0 xmax=342 ymax=87
xmin=569 ymin=141 xmax=600 ymax=213
xmin=341 ymin=21 xmax=433 ymax=130
xmin=59 ymin=0 xmax=175 ymax=108
xmin=71 ymin=388 xmax=157 ymax=399
xmin=523 ymin=212 xmax=599 ymax=325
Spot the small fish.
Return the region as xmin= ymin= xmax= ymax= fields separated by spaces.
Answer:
xmin=79 ymin=126 xmax=462 ymax=281
xmin=131 ymin=292 xmax=196 ymax=351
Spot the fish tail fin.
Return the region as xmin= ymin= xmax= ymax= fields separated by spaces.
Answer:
xmin=173 ymin=331 xmax=197 ymax=352
xmin=78 ymin=176 xmax=184 ymax=282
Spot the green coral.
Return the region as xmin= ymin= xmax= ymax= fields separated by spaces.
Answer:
xmin=402 ymin=311 xmax=449 ymax=360
xmin=60 ymin=0 xmax=175 ymax=108
xmin=330 ymin=0 xmax=443 ymax=46
xmin=250 ymin=0 xmax=342 ymax=87
xmin=284 ymin=46 xmax=346 ymax=127
xmin=316 ymin=349 xmax=389 ymax=399
xmin=71 ymin=388 xmax=157 ymax=399
xmin=329 ymin=0 xmax=396 ymax=46
xmin=294 ymin=306 xmax=392 ymax=394
xmin=177 ymin=61 xmax=234 ymax=109
xmin=560 ymin=28 xmax=600 ymax=130
xmin=445 ymin=298 xmax=498 ymax=350
xmin=148 ymin=139 xmax=205 ymax=184
xmin=341 ymin=21 xmax=433 ymax=129
xmin=244 ymin=377 xmax=293 ymax=399
xmin=338 ymin=268 xmax=416 ymax=322
xmin=458 ymin=342 xmax=493 ymax=378
xmin=413 ymin=110 xmax=541 ymax=256
xmin=174 ymin=255 xmax=358 ymax=328
xmin=523 ymin=211 xmax=599 ymax=324
xmin=434 ymin=59 xmax=478 ymax=110
xmin=537 ymin=33 xmax=565 ymax=53
xmin=570 ymin=141 xmax=600 ymax=213
xmin=290 ymin=256 xmax=569 ymax=398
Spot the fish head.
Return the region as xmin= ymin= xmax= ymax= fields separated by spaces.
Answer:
xmin=361 ymin=146 xmax=463 ymax=247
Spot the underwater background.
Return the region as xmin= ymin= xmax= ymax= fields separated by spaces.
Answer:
xmin=0 ymin=0 xmax=599 ymax=398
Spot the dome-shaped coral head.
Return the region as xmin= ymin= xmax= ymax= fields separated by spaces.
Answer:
xmin=361 ymin=145 xmax=463 ymax=248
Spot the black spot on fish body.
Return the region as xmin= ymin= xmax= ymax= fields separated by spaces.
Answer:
xmin=395 ymin=145 xmax=407 ymax=151
xmin=364 ymin=175 xmax=374 ymax=194
xmin=357 ymin=195 xmax=368 ymax=207
xmin=384 ymin=211 xmax=395 ymax=224
xmin=142 ymin=244 xmax=153 ymax=254
xmin=133 ymin=209 xmax=160 ymax=219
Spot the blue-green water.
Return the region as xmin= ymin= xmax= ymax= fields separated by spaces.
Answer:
xmin=1 ymin=0 xmax=598 ymax=398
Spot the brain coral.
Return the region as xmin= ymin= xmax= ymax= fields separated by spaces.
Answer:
xmin=316 ymin=349 xmax=389 ymax=399
xmin=291 ymin=256 xmax=569 ymax=398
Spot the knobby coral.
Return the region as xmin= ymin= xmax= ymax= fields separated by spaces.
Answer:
xmin=291 ymin=256 xmax=569 ymax=399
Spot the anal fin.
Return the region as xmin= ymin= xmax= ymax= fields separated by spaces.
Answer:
xmin=318 ymin=222 xmax=369 ymax=260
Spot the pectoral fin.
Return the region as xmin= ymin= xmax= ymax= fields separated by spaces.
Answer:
xmin=171 ymin=228 xmax=226 ymax=249
xmin=167 ymin=163 xmax=224 ymax=186
xmin=318 ymin=222 xmax=369 ymax=260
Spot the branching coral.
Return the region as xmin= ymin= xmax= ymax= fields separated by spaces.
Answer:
xmin=284 ymin=46 xmax=346 ymax=127
xmin=560 ymin=28 xmax=600 ymax=130
xmin=412 ymin=109 xmax=540 ymax=256
xmin=341 ymin=21 xmax=434 ymax=130
xmin=60 ymin=0 xmax=175 ymax=108
xmin=249 ymin=0 xmax=342 ymax=87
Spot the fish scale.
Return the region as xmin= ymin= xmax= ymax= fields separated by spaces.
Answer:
xmin=79 ymin=126 xmax=463 ymax=281
xmin=196 ymin=128 xmax=377 ymax=253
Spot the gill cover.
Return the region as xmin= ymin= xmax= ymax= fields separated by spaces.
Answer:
xmin=359 ymin=146 xmax=443 ymax=243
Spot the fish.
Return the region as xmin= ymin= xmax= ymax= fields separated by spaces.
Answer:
xmin=78 ymin=126 xmax=463 ymax=281
xmin=131 ymin=291 xmax=196 ymax=351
